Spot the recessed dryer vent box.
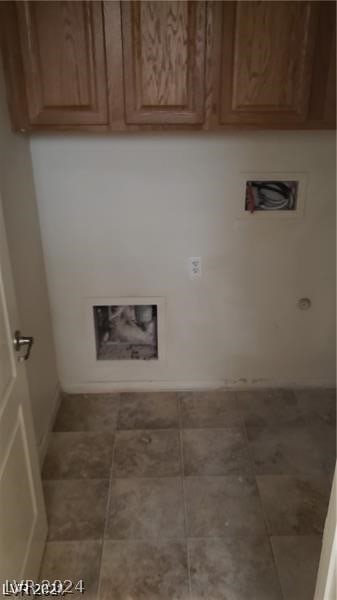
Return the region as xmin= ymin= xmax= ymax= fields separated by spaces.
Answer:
xmin=84 ymin=296 xmax=166 ymax=375
xmin=93 ymin=304 xmax=158 ymax=360
xmin=238 ymin=172 xmax=307 ymax=220
xmin=245 ymin=180 xmax=298 ymax=212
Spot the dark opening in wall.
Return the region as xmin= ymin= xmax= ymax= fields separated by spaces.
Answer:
xmin=245 ymin=181 xmax=298 ymax=212
xmin=93 ymin=304 xmax=158 ymax=360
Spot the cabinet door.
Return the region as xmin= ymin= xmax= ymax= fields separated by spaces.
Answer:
xmin=218 ymin=1 xmax=318 ymax=126
xmin=16 ymin=1 xmax=108 ymax=126
xmin=121 ymin=1 xmax=207 ymax=125
xmin=307 ymin=1 xmax=336 ymax=128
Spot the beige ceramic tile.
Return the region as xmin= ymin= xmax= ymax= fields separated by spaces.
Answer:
xmin=182 ymin=428 xmax=251 ymax=476
xmin=113 ymin=430 xmax=181 ymax=477
xmin=106 ymin=477 xmax=184 ymax=539
xmin=54 ymin=393 xmax=120 ymax=432
xmin=271 ymin=536 xmax=322 ymax=600
xmin=42 ymin=432 xmax=114 ymax=479
xmin=118 ymin=392 xmax=180 ymax=429
xmin=185 ymin=476 xmax=266 ymax=537
xmin=39 ymin=541 xmax=102 ymax=599
xmin=98 ymin=540 xmax=189 ymax=600
xmin=257 ymin=475 xmax=330 ymax=535
xmin=180 ymin=391 xmax=242 ymax=428
xmin=189 ymin=537 xmax=282 ymax=600
xmin=44 ymin=479 xmax=109 ymax=540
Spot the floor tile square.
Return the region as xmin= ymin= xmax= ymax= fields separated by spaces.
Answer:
xmin=105 ymin=477 xmax=184 ymax=539
xmin=180 ymin=391 xmax=242 ymax=428
xmin=98 ymin=540 xmax=189 ymax=600
xmin=182 ymin=428 xmax=251 ymax=476
xmin=39 ymin=541 xmax=102 ymax=599
xmin=295 ymin=388 xmax=336 ymax=428
xmin=247 ymin=424 xmax=335 ymax=476
xmin=237 ymin=389 xmax=304 ymax=427
xmin=44 ymin=480 xmax=109 ymax=540
xmin=184 ymin=476 xmax=266 ymax=537
xmin=54 ymin=394 xmax=120 ymax=432
xmin=257 ymin=475 xmax=330 ymax=535
xmin=42 ymin=432 xmax=114 ymax=479
xmin=118 ymin=393 xmax=179 ymax=429
xmin=188 ymin=537 xmax=282 ymax=600
xmin=271 ymin=536 xmax=322 ymax=600
xmin=113 ymin=430 xmax=181 ymax=477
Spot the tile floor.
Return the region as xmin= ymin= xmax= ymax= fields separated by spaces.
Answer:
xmin=40 ymin=389 xmax=336 ymax=600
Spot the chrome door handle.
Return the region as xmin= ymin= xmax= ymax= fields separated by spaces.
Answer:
xmin=13 ymin=330 xmax=34 ymax=361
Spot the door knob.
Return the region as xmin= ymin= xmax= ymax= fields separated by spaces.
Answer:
xmin=13 ymin=330 xmax=34 ymax=361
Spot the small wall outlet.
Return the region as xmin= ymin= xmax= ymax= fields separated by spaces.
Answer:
xmin=188 ymin=257 xmax=202 ymax=279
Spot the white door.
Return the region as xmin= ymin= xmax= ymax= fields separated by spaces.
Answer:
xmin=0 ymin=195 xmax=47 ymax=584
xmin=314 ymin=466 xmax=337 ymax=600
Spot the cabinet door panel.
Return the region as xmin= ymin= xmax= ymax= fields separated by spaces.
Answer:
xmin=16 ymin=1 xmax=108 ymax=125
xmin=121 ymin=1 xmax=206 ymax=125
xmin=219 ymin=1 xmax=317 ymax=125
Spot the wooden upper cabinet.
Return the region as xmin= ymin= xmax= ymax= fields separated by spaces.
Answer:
xmin=120 ymin=1 xmax=207 ymax=125
xmin=218 ymin=1 xmax=318 ymax=126
xmin=1 ymin=0 xmax=335 ymax=131
xmin=15 ymin=1 xmax=108 ymax=126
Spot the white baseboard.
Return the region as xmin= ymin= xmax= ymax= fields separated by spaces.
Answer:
xmin=61 ymin=377 xmax=336 ymax=395
xmin=38 ymin=383 xmax=62 ymax=467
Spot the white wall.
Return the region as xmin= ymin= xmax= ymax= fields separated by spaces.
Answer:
xmin=0 ymin=61 xmax=59 ymax=448
xmin=30 ymin=131 xmax=336 ymax=392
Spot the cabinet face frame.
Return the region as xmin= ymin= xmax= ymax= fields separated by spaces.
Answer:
xmin=217 ymin=1 xmax=319 ymax=126
xmin=15 ymin=1 xmax=108 ymax=126
xmin=120 ymin=0 xmax=207 ymax=125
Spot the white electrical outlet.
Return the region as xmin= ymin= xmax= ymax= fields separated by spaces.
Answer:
xmin=188 ymin=256 xmax=202 ymax=279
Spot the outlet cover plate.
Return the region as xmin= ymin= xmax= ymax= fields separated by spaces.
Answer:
xmin=188 ymin=257 xmax=202 ymax=279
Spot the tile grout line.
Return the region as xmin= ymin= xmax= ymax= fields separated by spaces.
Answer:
xmin=45 ymin=471 xmax=329 ymax=482
xmin=237 ymin=391 xmax=286 ymax=600
xmin=238 ymin=392 xmax=286 ymax=597
xmin=238 ymin=393 xmax=271 ymax=534
xmin=268 ymin=536 xmax=287 ymax=600
xmin=96 ymin=394 xmax=122 ymax=600
xmin=235 ymin=397 xmax=258 ymax=481
xmin=39 ymin=532 xmax=324 ymax=543
xmin=178 ymin=395 xmax=193 ymax=600
xmin=244 ymin=455 xmax=273 ymax=538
